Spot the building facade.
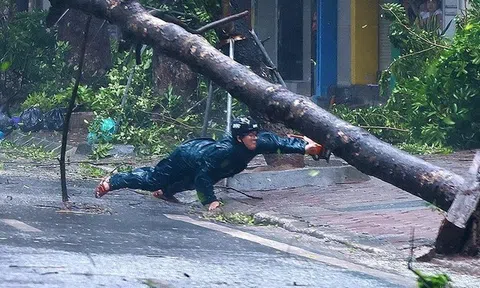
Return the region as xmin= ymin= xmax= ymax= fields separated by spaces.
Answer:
xmin=253 ymin=0 xmax=468 ymax=105
xmin=19 ymin=0 xmax=468 ymax=106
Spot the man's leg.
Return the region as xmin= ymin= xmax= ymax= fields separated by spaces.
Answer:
xmin=95 ymin=167 xmax=161 ymax=198
xmin=152 ymin=178 xmax=195 ymax=203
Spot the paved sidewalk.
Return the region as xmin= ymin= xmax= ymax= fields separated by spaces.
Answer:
xmin=221 ymin=150 xmax=477 ymax=254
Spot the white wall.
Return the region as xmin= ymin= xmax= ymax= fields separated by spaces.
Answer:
xmin=255 ymin=0 xmax=312 ymax=96
xmin=254 ymin=0 xmax=278 ymax=66
xmin=42 ymin=0 xmax=50 ymax=10
xmin=443 ymin=0 xmax=459 ymax=37
xmin=337 ymin=0 xmax=351 ymax=86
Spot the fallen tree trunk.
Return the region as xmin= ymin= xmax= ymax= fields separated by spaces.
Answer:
xmin=53 ymin=0 xmax=478 ymax=254
xmin=214 ymin=0 xmax=305 ymax=168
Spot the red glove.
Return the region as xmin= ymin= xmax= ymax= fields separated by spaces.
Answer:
xmin=288 ymin=134 xmax=331 ymax=162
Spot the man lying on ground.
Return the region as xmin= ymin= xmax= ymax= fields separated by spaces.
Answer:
xmin=95 ymin=116 xmax=330 ymax=211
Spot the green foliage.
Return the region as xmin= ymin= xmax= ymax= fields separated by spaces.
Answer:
xmin=10 ymin=2 xmax=247 ymax=157
xmin=385 ymin=2 xmax=480 ymax=149
xmin=415 ymin=270 xmax=452 ymax=288
xmin=21 ymin=91 xmax=62 ymax=111
xmin=331 ymin=104 xmax=410 ymax=145
xmin=91 ymin=143 xmax=113 ymax=160
xmin=334 ymin=3 xmax=480 ymax=153
xmin=208 ymin=212 xmax=256 ymax=226
xmin=83 ymin=50 xmax=198 ymax=155
xmin=117 ymin=164 xmax=133 ymax=173
xmin=139 ymin=0 xmax=219 ymax=44
xmin=79 ymin=163 xmax=106 ymax=178
xmin=81 ymin=47 xmax=246 ymax=156
xmin=20 ymin=84 xmax=95 ymax=111
xmin=0 ymin=141 xmax=55 ymax=161
xmin=0 ymin=9 xmax=73 ymax=103
xmin=397 ymin=143 xmax=453 ymax=155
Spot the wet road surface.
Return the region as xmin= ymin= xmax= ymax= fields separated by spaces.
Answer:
xmin=0 ymin=175 xmax=411 ymax=287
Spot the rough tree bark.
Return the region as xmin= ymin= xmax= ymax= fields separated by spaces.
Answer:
xmin=52 ymin=0 xmax=479 ymax=255
xmin=152 ymin=49 xmax=197 ymax=104
xmin=57 ymin=9 xmax=111 ymax=81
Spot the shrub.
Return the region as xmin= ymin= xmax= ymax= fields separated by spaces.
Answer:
xmin=334 ymin=3 xmax=480 ymax=153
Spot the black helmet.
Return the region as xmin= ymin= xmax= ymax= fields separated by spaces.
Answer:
xmin=231 ymin=116 xmax=258 ymax=138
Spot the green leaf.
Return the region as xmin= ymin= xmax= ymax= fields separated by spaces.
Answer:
xmin=0 ymin=61 xmax=11 ymax=72
xmin=442 ymin=117 xmax=455 ymax=125
xmin=308 ymin=170 xmax=320 ymax=177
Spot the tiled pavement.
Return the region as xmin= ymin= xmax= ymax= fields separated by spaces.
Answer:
xmin=225 ymin=150 xmax=477 ymax=252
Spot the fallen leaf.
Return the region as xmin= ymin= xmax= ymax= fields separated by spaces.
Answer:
xmin=308 ymin=170 xmax=320 ymax=177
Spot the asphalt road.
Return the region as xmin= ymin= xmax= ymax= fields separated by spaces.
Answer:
xmin=0 ymin=175 xmax=410 ymax=288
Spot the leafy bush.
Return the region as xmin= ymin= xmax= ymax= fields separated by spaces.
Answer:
xmin=334 ymin=3 xmax=480 ymax=153
xmin=0 ymin=140 xmax=55 ymax=160
xmin=9 ymin=2 xmax=249 ymax=157
xmin=21 ymin=83 xmax=95 ymax=111
xmin=331 ymin=104 xmax=410 ymax=145
xmin=79 ymin=163 xmax=107 ymax=178
xmin=91 ymin=143 xmax=113 ymax=160
xmin=82 ymin=50 xmax=209 ymax=155
xmin=140 ymin=0 xmax=219 ymax=44
xmin=0 ymin=9 xmax=73 ymax=105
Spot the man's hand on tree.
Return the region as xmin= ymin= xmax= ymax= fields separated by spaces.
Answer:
xmin=302 ymin=136 xmax=323 ymax=156
xmin=288 ymin=134 xmax=331 ymax=162
xmin=208 ymin=201 xmax=221 ymax=211
xmin=287 ymin=134 xmax=322 ymax=155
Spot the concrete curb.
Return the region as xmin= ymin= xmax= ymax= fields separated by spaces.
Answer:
xmin=252 ymin=211 xmax=387 ymax=255
xmin=228 ymin=165 xmax=370 ymax=191
xmin=6 ymin=130 xmax=76 ymax=156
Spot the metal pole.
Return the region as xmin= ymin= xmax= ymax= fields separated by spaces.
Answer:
xmin=121 ymin=45 xmax=146 ymax=108
xmin=224 ymin=38 xmax=235 ymax=189
xmin=226 ymin=38 xmax=234 ymax=134
xmin=201 ymin=81 xmax=214 ymax=137
xmin=250 ymin=0 xmax=256 ymax=30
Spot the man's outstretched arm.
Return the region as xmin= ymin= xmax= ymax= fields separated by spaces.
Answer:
xmin=194 ymin=145 xmax=231 ymax=210
xmin=194 ymin=169 xmax=220 ymax=210
xmin=255 ymin=132 xmax=306 ymax=154
xmin=256 ymin=132 xmax=325 ymax=157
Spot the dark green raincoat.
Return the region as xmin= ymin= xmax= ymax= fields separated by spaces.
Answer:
xmin=109 ymin=132 xmax=307 ymax=205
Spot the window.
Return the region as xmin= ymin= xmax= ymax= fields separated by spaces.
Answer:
xmin=15 ymin=0 xmax=28 ymax=11
xmin=278 ymin=0 xmax=304 ymax=81
xmin=402 ymin=0 xmax=443 ymax=31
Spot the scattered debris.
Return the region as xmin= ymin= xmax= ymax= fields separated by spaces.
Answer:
xmin=408 ymin=228 xmax=452 ymax=287
xmin=40 ymin=271 xmax=59 ymax=275
xmin=215 ymin=185 xmax=263 ymax=200
xmin=146 ymin=255 xmax=165 ymax=258
xmin=204 ymin=211 xmax=257 ymax=226
xmin=415 ymin=246 xmax=437 ymax=262
xmin=142 ymin=279 xmax=172 ymax=288
xmin=56 ymin=202 xmax=112 ymax=215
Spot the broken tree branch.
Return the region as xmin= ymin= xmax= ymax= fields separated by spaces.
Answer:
xmin=214 ymin=185 xmax=263 ymax=200
xmin=150 ymin=9 xmax=249 ymax=35
xmin=194 ymin=10 xmax=249 ymax=34
xmin=59 ymin=15 xmax=92 ymax=203
xmin=436 ymin=152 xmax=480 ymax=254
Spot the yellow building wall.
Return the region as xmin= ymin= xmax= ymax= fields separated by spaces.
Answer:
xmin=351 ymin=0 xmax=379 ymax=84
